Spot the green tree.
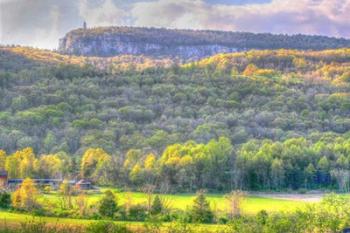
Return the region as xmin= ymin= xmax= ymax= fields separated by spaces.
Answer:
xmin=43 ymin=131 xmax=56 ymax=152
xmin=206 ymin=137 xmax=233 ymax=190
xmin=317 ymin=156 xmax=330 ymax=186
xmin=271 ymin=159 xmax=284 ymax=189
xmin=0 ymin=192 xmax=11 ymax=209
xmin=191 ymin=190 xmax=213 ymax=223
xmin=99 ymin=190 xmax=118 ymax=218
xmin=305 ymin=163 xmax=316 ymax=188
xmin=59 ymin=179 xmax=74 ymax=209
xmin=151 ymin=195 xmax=163 ymax=215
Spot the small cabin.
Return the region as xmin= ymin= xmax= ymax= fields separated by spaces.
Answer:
xmin=75 ymin=179 xmax=92 ymax=190
xmin=0 ymin=171 xmax=8 ymax=188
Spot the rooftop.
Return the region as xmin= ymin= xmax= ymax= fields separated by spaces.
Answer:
xmin=0 ymin=171 xmax=8 ymax=177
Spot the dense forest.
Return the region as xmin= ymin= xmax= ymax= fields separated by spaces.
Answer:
xmin=0 ymin=47 xmax=350 ymax=191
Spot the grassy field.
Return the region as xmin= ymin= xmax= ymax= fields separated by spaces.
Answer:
xmin=39 ymin=189 xmax=309 ymax=215
xmin=0 ymin=191 xmax=316 ymax=232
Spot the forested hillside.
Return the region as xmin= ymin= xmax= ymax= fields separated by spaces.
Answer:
xmin=0 ymin=46 xmax=174 ymax=72
xmin=1 ymin=47 xmax=350 ymax=191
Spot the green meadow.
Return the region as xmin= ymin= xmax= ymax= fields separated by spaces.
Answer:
xmin=38 ymin=190 xmax=308 ymax=215
xmin=0 ymin=191 xmax=313 ymax=232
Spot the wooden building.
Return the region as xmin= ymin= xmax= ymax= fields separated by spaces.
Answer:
xmin=75 ymin=179 xmax=92 ymax=190
xmin=0 ymin=171 xmax=8 ymax=189
xmin=0 ymin=173 xmax=94 ymax=190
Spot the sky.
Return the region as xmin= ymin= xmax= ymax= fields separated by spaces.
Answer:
xmin=0 ymin=0 xmax=350 ymax=49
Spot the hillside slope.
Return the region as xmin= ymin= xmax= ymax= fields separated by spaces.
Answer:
xmin=0 ymin=46 xmax=174 ymax=72
xmin=1 ymin=47 xmax=350 ymax=190
xmin=1 ymin=47 xmax=349 ymax=155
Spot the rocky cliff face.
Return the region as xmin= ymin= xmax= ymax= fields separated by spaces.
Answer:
xmin=58 ymin=26 xmax=350 ymax=60
xmin=59 ymin=32 xmax=238 ymax=60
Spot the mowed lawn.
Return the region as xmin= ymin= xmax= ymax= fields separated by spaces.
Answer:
xmin=39 ymin=189 xmax=309 ymax=214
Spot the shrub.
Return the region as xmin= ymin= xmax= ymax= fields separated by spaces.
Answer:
xmin=143 ymin=216 xmax=163 ymax=233
xmin=85 ymin=221 xmax=130 ymax=233
xmin=0 ymin=219 xmax=84 ymax=233
xmin=128 ymin=204 xmax=148 ymax=221
xmin=0 ymin=192 xmax=11 ymax=209
xmin=167 ymin=221 xmax=194 ymax=233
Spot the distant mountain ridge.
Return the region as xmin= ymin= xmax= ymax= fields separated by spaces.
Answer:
xmin=58 ymin=26 xmax=350 ymax=60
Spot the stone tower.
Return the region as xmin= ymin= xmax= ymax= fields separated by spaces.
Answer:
xmin=83 ymin=21 xmax=87 ymax=30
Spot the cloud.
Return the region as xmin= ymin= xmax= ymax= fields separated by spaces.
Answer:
xmin=1 ymin=0 xmax=350 ymax=49
xmin=131 ymin=0 xmax=205 ymax=29
xmin=78 ymin=0 xmax=127 ymax=27
xmin=130 ymin=0 xmax=350 ymax=37
xmin=0 ymin=0 xmax=81 ymax=49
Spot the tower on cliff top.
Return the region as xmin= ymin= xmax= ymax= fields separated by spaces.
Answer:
xmin=83 ymin=21 xmax=87 ymax=30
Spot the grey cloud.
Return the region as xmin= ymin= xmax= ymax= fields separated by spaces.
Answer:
xmin=0 ymin=0 xmax=81 ymax=48
xmin=130 ymin=0 xmax=350 ymax=37
xmin=0 ymin=0 xmax=349 ymax=49
xmin=78 ymin=0 xmax=127 ymax=27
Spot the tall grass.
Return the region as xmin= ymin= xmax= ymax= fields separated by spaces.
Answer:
xmin=85 ymin=221 xmax=131 ymax=233
xmin=0 ymin=220 xmax=131 ymax=233
xmin=0 ymin=220 xmax=216 ymax=233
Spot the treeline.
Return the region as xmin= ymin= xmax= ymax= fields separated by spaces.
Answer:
xmin=2 ymin=134 xmax=350 ymax=191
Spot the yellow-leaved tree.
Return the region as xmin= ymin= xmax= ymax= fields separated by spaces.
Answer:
xmin=0 ymin=150 xmax=6 ymax=171
xmin=243 ymin=64 xmax=258 ymax=76
xmin=80 ymin=148 xmax=112 ymax=184
xmin=59 ymin=179 xmax=74 ymax=209
xmin=12 ymin=178 xmax=39 ymax=211
xmin=5 ymin=148 xmax=36 ymax=179
xmin=143 ymin=153 xmax=157 ymax=184
xmin=35 ymin=154 xmax=63 ymax=178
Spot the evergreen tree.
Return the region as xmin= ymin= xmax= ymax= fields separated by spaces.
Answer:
xmin=0 ymin=192 xmax=11 ymax=209
xmin=99 ymin=190 xmax=118 ymax=218
xmin=191 ymin=190 xmax=213 ymax=223
xmin=151 ymin=195 xmax=163 ymax=215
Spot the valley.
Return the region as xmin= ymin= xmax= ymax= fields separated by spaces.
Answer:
xmin=1 ymin=25 xmax=350 ymax=233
